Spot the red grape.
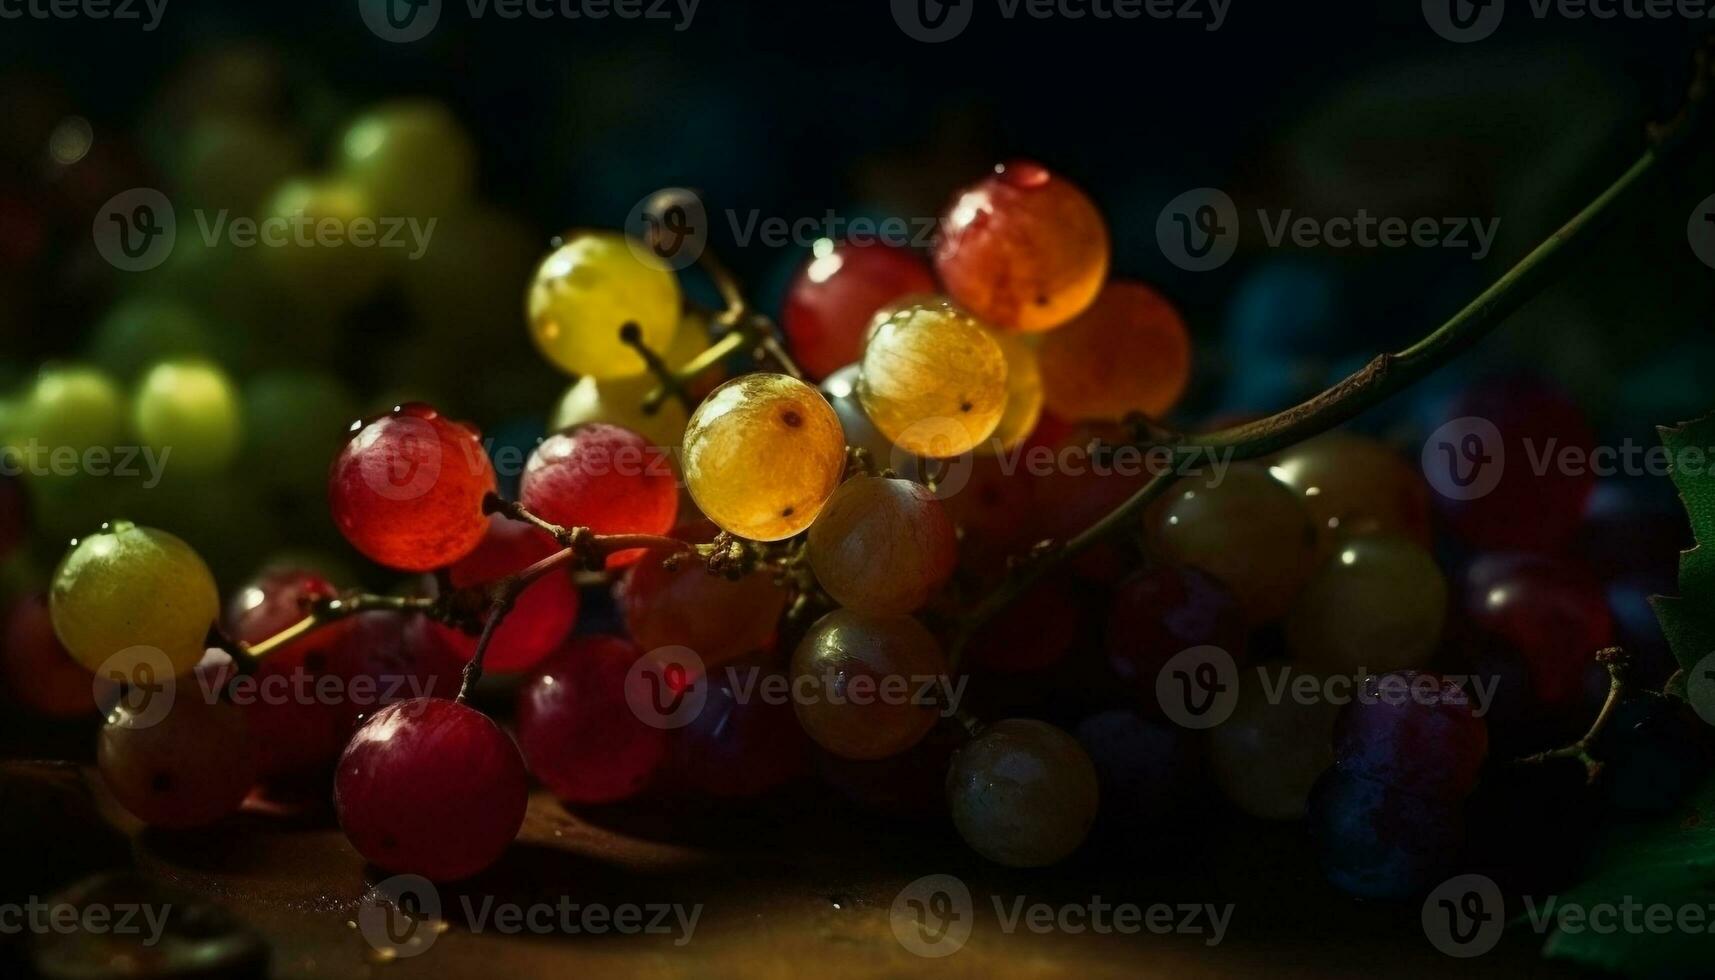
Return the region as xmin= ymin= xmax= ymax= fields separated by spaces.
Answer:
xmin=328 ymin=403 xmax=496 ymax=572
xmin=4 ymin=594 xmax=105 ymax=718
xmin=439 ymin=513 xmax=580 ymax=673
xmin=1429 ymin=375 xmax=1595 ymax=553
xmin=781 ymin=240 xmax=936 ymax=380
xmin=1464 ymin=553 xmax=1612 ymax=713
xmin=98 ymin=688 xmax=257 ymax=829
xmin=516 ymin=635 xmax=670 ymax=804
xmin=225 ymin=567 xmax=352 ymax=778
xmin=615 ymin=524 xmax=789 ymax=667
xmin=1105 ymin=565 xmax=1247 ymax=706
xmin=934 ymin=161 xmax=1109 ymax=333
xmin=669 ymin=664 xmax=809 ymax=800
xmin=520 ymin=423 xmax=678 ymax=569
xmin=335 ymin=698 xmax=528 ymax=881
xmin=1332 ymin=671 xmax=1488 ymax=803
xmin=325 ymin=612 xmax=464 ymax=730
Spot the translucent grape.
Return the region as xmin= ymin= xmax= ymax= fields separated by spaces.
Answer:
xmin=682 ymin=374 xmax=845 ymax=541
xmin=1037 ymin=281 xmax=1190 ymax=423
xmin=806 ymin=476 xmax=956 ymax=615
xmin=857 ymin=298 xmax=1008 ymax=457
xmin=440 ymin=513 xmax=580 ymax=673
xmin=517 ymin=635 xmax=669 ymax=804
xmin=790 ymin=609 xmax=948 ymax=760
xmin=781 ymin=239 xmax=936 ymax=380
xmin=327 ymin=403 xmax=496 ymax=572
xmin=133 ymin=360 xmax=243 ymax=474
xmin=615 ymin=525 xmax=790 ymax=666
xmin=98 ymin=689 xmax=257 ymax=828
xmin=520 ymin=423 xmax=677 ymax=568
xmin=1285 ymin=535 xmax=1447 ymax=674
xmin=946 ymin=718 xmax=1100 ymax=867
xmin=1210 ymin=670 xmax=1340 ymax=820
xmin=1149 ymin=465 xmax=1317 ymax=624
xmin=51 ymin=522 xmax=219 ymax=680
xmin=934 ymin=161 xmax=1109 ymax=333
xmin=979 ymin=331 xmax=1044 ymax=454
xmin=337 ymin=100 xmax=474 ymax=216
xmin=335 ymin=699 xmax=528 ymax=881
xmin=4 ymin=593 xmax=104 ymax=718
xmin=1269 ymin=433 xmax=1432 ymax=559
xmin=526 ymin=231 xmax=681 ymax=379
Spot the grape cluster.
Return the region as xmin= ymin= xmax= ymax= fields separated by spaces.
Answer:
xmin=9 ymin=118 xmax=1693 ymax=915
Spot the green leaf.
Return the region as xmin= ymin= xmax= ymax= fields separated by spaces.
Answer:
xmin=1652 ymin=414 xmax=1715 ymax=671
xmin=1541 ymin=778 xmax=1715 ymax=975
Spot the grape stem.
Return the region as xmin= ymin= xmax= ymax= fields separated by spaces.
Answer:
xmin=947 ymin=48 xmax=1712 ymax=669
xmin=1514 ymin=647 xmax=1631 ymax=783
xmin=239 ymin=593 xmax=435 ymax=659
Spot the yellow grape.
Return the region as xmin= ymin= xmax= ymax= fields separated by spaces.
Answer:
xmin=526 ymin=231 xmax=681 ymax=379
xmin=1149 ymin=464 xmax=1318 ymax=625
xmin=337 ymin=100 xmax=475 ymax=217
xmin=133 ymin=361 xmax=243 ymax=474
xmin=256 ymin=177 xmax=389 ymax=312
xmin=978 ymin=331 xmax=1044 ymax=455
xmin=683 ymin=373 xmax=846 ymax=541
xmin=857 ymin=297 xmax=1007 ymax=458
xmin=807 ymin=476 xmax=956 ymax=614
xmin=1285 ymin=534 xmax=1448 ymax=674
xmin=50 ymin=522 xmax=219 ymax=680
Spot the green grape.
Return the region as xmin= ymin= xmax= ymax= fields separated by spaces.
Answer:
xmin=1149 ymin=464 xmax=1318 ymax=625
xmin=87 ymin=298 xmax=219 ymax=381
xmin=858 ymin=297 xmax=1008 ymax=458
xmin=50 ymin=522 xmax=219 ymax=680
xmin=683 ymin=374 xmax=846 ymax=541
xmin=807 ymin=476 xmax=956 ymax=615
xmin=13 ymin=365 xmax=126 ymax=454
xmin=241 ymin=370 xmax=359 ymax=489
xmin=1210 ymin=669 xmax=1339 ymax=820
xmin=256 ymin=177 xmax=389 ymax=313
xmin=1268 ymin=433 xmax=1433 ymax=560
xmin=1285 ymin=534 xmax=1448 ymax=674
xmin=978 ymin=331 xmax=1044 ymax=455
xmin=947 ymin=719 xmax=1099 ymax=867
xmin=133 ymin=361 xmax=243 ymax=474
xmin=338 ymin=100 xmax=475 ymax=217
xmin=526 ymin=231 xmax=681 ymax=379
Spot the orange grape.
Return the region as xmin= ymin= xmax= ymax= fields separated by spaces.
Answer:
xmin=807 ymin=476 xmax=956 ymax=615
xmin=1038 ymin=281 xmax=1191 ymax=422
